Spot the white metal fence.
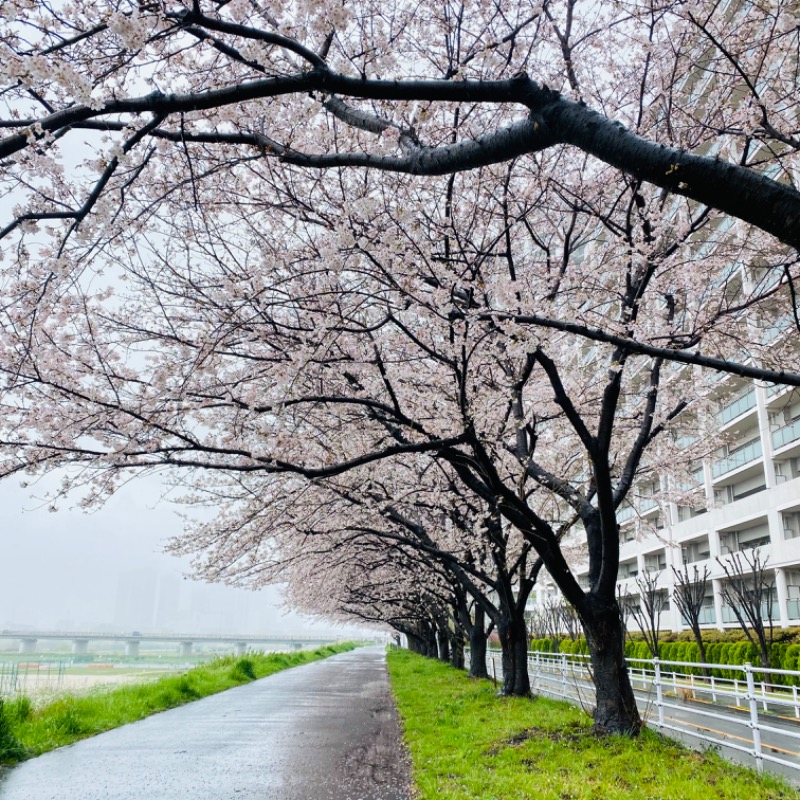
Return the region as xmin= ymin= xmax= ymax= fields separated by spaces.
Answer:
xmin=482 ymin=649 xmax=800 ymax=779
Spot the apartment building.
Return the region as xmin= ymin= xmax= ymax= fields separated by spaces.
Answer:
xmin=532 ymin=364 xmax=800 ymax=634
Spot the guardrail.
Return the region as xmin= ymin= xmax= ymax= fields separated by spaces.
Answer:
xmin=479 ymin=649 xmax=800 ymax=779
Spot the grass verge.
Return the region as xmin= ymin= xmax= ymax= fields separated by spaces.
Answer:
xmin=387 ymin=649 xmax=795 ymax=800
xmin=0 ymin=643 xmax=358 ymax=765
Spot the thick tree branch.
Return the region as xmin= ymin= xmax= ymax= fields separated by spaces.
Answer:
xmin=2 ymin=72 xmax=799 ymax=248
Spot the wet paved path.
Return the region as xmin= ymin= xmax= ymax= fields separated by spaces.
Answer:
xmin=0 ymin=646 xmax=411 ymax=800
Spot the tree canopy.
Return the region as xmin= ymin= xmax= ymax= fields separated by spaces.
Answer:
xmin=1 ymin=0 xmax=799 ymax=735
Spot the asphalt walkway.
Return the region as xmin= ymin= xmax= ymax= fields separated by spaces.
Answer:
xmin=0 ymin=646 xmax=411 ymax=800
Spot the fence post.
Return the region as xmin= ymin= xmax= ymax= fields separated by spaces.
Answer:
xmin=653 ymin=658 xmax=664 ymax=728
xmin=744 ymin=663 xmax=764 ymax=774
xmin=561 ymin=652 xmax=568 ymax=699
xmin=534 ymin=651 xmax=541 ymax=693
xmin=793 ymin=685 xmax=799 ymax=719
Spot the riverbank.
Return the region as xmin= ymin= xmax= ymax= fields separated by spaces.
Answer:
xmin=0 ymin=643 xmax=357 ymax=765
xmin=386 ymin=649 xmax=794 ymax=799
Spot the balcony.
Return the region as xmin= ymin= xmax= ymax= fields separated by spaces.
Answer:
xmin=640 ymin=497 xmax=659 ymax=513
xmin=681 ymin=545 xmax=711 ymax=566
xmin=717 ymin=390 xmax=756 ymax=425
xmin=681 ymin=607 xmax=716 ymax=625
xmin=766 ymin=382 xmax=790 ymax=399
xmin=698 ymin=607 xmax=717 ymax=624
xmin=760 ymin=312 xmax=795 ymax=345
xmin=721 ymin=602 xmax=777 ymax=623
xmin=772 ymin=417 xmax=800 ymax=450
xmin=721 ymin=534 xmax=771 ymax=555
xmin=675 ymin=468 xmax=705 ymax=493
xmin=618 ymin=505 xmax=635 ymax=523
xmin=712 ymin=439 xmax=763 ymax=478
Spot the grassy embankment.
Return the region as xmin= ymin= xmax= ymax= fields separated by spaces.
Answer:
xmin=387 ymin=649 xmax=795 ymax=800
xmin=0 ymin=643 xmax=357 ymax=765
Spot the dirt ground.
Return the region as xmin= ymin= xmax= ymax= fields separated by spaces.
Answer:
xmin=4 ymin=665 xmax=179 ymax=703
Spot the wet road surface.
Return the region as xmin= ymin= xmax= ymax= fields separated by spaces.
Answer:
xmin=0 ymin=646 xmax=411 ymax=800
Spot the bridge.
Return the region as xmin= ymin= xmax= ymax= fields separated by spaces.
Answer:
xmin=0 ymin=630 xmax=343 ymax=657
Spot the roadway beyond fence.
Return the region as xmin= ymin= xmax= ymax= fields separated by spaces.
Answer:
xmin=0 ymin=646 xmax=410 ymax=800
xmin=480 ymin=649 xmax=800 ymax=785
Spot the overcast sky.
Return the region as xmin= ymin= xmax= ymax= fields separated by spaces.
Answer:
xmin=0 ymin=472 xmax=363 ymax=638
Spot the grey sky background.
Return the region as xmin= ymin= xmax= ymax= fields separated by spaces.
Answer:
xmin=0 ymin=473 xmax=363 ymax=637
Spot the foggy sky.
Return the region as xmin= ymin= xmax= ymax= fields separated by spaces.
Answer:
xmin=0 ymin=472 xmax=364 ymax=638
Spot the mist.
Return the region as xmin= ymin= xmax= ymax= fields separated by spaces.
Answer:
xmin=0 ymin=474 xmax=362 ymax=638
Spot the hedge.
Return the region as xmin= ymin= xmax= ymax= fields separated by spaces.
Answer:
xmin=526 ymin=637 xmax=800 ymax=684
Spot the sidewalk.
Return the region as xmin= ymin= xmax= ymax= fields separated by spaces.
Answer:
xmin=0 ymin=646 xmax=411 ymax=800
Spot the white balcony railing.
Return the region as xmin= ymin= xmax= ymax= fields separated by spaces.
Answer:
xmin=712 ymin=439 xmax=763 ymax=478
xmin=717 ymin=390 xmax=756 ymax=425
xmin=773 ymin=417 xmax=800 ymax=451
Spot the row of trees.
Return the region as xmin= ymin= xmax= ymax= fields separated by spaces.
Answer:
xmin=531 ymin=549 xmax=780 ymax=673
xmin=625 ymin=550 xmax=778 ymax=670
xmin=0 ymin=1 xmax=799 ymax=735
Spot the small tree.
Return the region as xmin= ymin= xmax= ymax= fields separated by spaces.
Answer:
xmin=717 ymin=550 xmax=775 ymax=670
xmin=627 ymin=570 xmax=667 ymax=658
xmin=539 ymin=596 xmax=567 ymax=651
xmin=558 ymin=602 xmax=582 ymax=643
xmin=672 ymin=564 xmax=710 ymax=667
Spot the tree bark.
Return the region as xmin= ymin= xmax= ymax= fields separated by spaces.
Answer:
xmin=581 ymin=594 xmax=642 ymax=735
xmin=498 ymin=613 xmax=531 ymax=696
xmin=436 ymin=625 xmax=451 ymax=663
xmin=688 ymin=622 xmax=709 ymax=677
xmin=424 ymin=624 xmax=438 ymax=659
xmin=405 ymin=632 xmax=424 ymax=655
xmin=450 ymin=634 xmax=465 ymax=670
xmin=467 ymin=607 xmax=489 ymax=679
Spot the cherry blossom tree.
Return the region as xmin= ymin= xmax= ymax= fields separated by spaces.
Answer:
xmin=1 ymin=0 xmax=799 ymax=252
xmin=1 ymin=154 xmax=772 ymax=731
xmin=169 ymin=459 xmax=540 ymax=691
xmin=1 ymin=0 xmax=800 ymax=736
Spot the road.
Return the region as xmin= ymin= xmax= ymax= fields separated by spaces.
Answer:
xmin=0 ymin=646 xmax=410 ymax=800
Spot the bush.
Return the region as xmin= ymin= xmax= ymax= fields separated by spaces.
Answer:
xmin=0 ymin=699 xmax=26 ymax=763
xmin=784 ymin=644 xmax=800 ymax=672
xmin=4 ymin=696 xmax=32 ymax=725
xmin=230 ymin=658 xmax=257 ymax=683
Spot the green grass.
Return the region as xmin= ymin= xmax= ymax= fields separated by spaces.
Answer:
xmin=387 ymin=649 xmax=796 ymax=800
xmin=0 ymin=643 xmax=358 ymax=765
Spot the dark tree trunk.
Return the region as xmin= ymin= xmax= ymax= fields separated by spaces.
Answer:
xmin=436 ymin=626 xmax=451 ymax=663
xmin=450 ymin=635 xmax=465 ymax=670
xmin=424 ymin=624 xmax=438 ymax=659
xmin=582 ymin=594 xmax=642 ymax=735
xmin=406 ymin=633 xmax=424 ymax=655
xmin=498 ymin=613 xmax=531 ymax=696
xmin=468 ymin=607 xmax=489 ymax=679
